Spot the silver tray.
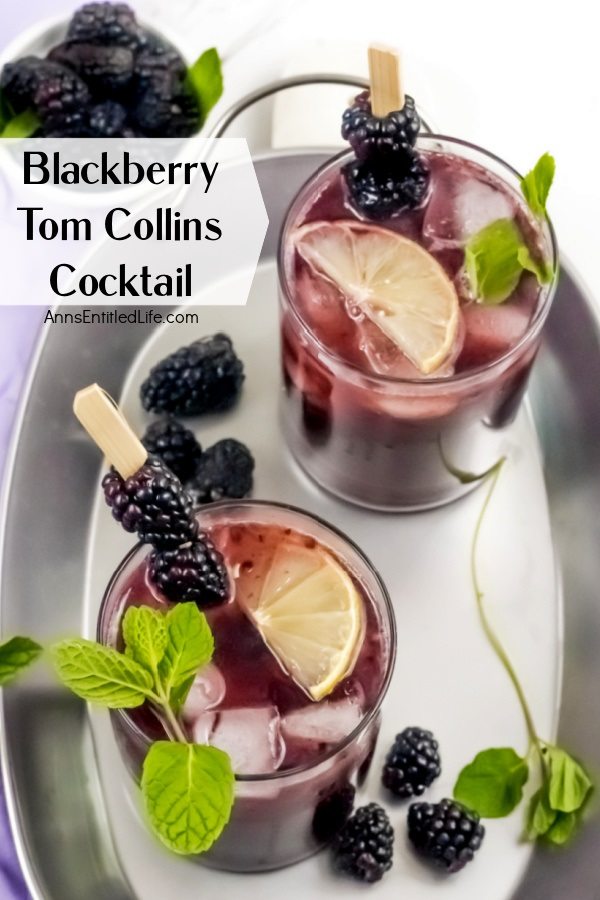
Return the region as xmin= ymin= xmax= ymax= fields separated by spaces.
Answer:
xmin=1 ymin=148 xmax=599 ymax=899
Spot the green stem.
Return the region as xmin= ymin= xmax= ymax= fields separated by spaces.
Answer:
xmin=471 ymin=458 xmax=546 ymax=767
xmin=160 ymin=698 xmax=189 ymax=744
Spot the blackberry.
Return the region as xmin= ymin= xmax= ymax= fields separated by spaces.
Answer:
xmin=0 ymin=57 xmax=65 ymax=112
xmin=33 ymin=68 xmax=91 ymax=135
xmin=49 ymin=43 xmax=134 ymax=95
xmin=140 ymin=334 xmax=244 ymax=416
xmin=343 ymin=151 xmax=430 ymax=219
xmin=134 ymin=40 xmax=187 ymax=91
xmin=149 ymin=536 xmax=230 ymax=607
xmin=313 ymin=783 xmax=355 ymax=843
xmin=141 ymin=417 xmax=202 ymax=482
xmin=332 ymin=802 xmax=393 ymax=883
xmin=102 ymin=456 xmax=198 ymax=549
xmin=67 ymin=2 xmax=141 ymax=50
xmin=342 ymin=90 xmax=421 ymax=161
xmin=133 ymin=81 xmax=198 ymax=137
xmin=189 ymin=439 xmax=254 ymax=504
xmin=407 ymin=799 xmax=485 ymax=874
xmin=382 ymin=727 xmax=441 ymax=799
xmin=88 ymin=100 xmax=127 ymax=136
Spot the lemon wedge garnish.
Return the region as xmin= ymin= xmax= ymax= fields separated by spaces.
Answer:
xmin=294 ymin=220 xmax=460 ymax=374
xmin=247 ymin=542 xmax=364 ymax=701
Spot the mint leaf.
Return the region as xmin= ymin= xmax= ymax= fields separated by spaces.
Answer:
xmin=141 ymin=741 xmax=234 ymax=854
xmin=1 ymin=109 xmax=40 ymax=138
xmin=123 ymin=606 xmax=167 ymax=677
xmin=521 ymin=153 xmax=555 ymax=218
xmin=0 ymin=637 xmax=42 ymax=685
xmin=454 ymin=747 xmax=529 ymax=817
xmin=159 ymin=604 xmax=213 ymax=705
xmin=186 ymin=48 xmax=223 ymax=123
xmin=525 ymin=786 xmax=556 ymax=839
xmin=517 ymin=245 xmax=553 ymax=284
xmin=544 ymin=810 xmax=578 ymax=846
xmin=52 ymin=638 xmax=154 ymax=708
xmin=465 ymin=219 xmax=526 ymax=305
xmin=546 ymin=746 xmax=593 ymax=814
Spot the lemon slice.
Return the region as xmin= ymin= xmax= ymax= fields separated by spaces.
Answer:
xmin=247 ymin=542 xmax=364 ymax=701
xmin=294 ymin=220 xmax=460 ymax=374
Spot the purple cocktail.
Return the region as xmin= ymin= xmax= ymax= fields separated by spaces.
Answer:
xmin=98 ymin=500 xmax=395 ymax=871
xmin=279 ymin=136 xmax=557 ymax=509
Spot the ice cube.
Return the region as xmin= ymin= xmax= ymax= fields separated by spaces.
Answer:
xmin=358 ymin=315 xmax=423 ymax=379
xmin=423 ymin=165 xmax=515 ymax=250
xmin=461 ymin=302 xmax=530 ymax=366
xmin=191 ymin=712 xmax=216 ymax=745
xmin=204 ymin=707 xmax=286 ymax=775
xmin=282 ymin=699 xmax=363 ymax=746
xmin=182 ymin=664 xmax=226 ymax=722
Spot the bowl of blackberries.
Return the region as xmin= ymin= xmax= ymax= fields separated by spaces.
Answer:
xmin=0 ymin=2 xmax=223 ymax=138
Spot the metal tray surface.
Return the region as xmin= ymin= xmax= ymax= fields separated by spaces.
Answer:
xmin=0 ymin=151 xmax=598 ymax=900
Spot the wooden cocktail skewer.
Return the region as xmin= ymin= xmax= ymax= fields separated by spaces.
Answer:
xmin=368 ymin=43 xmax=404 ymax=116
xmin=73 ymin=384 xmax=147 ymax=479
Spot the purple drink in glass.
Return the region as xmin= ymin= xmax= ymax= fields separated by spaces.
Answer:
xmin=98 ymin=501 xmax=395 ymax=871
xmin=279 ymin=136 xmax=557 ymax=509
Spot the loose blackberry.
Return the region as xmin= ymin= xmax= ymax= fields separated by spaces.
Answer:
xmin=189 ymin=439 xmax=254 ymax=504
xmin=332 ymin=803 xmax=394 ymax=883
xmin=33 ymin=68 xmax=91 ymax=135
xmin=140 ymin=334 xmax=245 ymax=416
xmin=102 ymin=456 xmax=198 ymax=549
xmin=382 ymin=727 xmax=441 ymax=799
xmin=342 ymin=90 xmax=421 ymax=161
xmin=0 ymin=57 xmax=65 ymax=112
xmin=88 ymin=100 xmax=127 ymax=136
xmin=133 ymin=81 xmax=198 ymax=137
xmin=149 ymin=536 xmax=230 ymax=607
xmin=313 ymin=783 xmax=355 ymax=843
xmin=343 ymin=151 xmax=430 ymax=219
xmin=407 ymin=799 xmax=485 ymax=874
xmin=141 ymin=417 xmax=202 ymax=482
xmin=48 ymin=43 xmax=134 ymax=95
xmin=67 ymin=2 xmax=142 ymax=50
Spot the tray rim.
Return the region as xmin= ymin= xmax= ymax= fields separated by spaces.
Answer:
xmin=1 ymin=147 xmax=599 ymax=900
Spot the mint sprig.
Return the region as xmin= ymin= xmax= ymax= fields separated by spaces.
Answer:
xmin=51 ymin=603 xmax=232 ymax=855
xmin=52 ymin=638 xmax=155 ymax=708
xmin=0 ymin=636 xmax=42 ymax=685
xmin=454 ymin=747 xmax=528 ymax=818
xmin=142 ymin=741 xmax=234 ymax=855
xmin=521 ymin=153 xmax=555 ymax=219
xmin=465 ymin=153 xmax=555 ymax=304
xmin=452 ymin=462 xmax=594 ymax=846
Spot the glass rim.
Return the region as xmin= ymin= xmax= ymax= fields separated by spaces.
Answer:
xmin=98 ymin=498 xmax=397 ymax=783
xmin=277 ymin=135 xmax=559 ymax=390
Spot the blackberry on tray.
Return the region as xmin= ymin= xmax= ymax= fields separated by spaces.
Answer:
xmin=407 ymin=798 xmax=485 ymax=873
xmin=382 ymin=727 xmax=441 ymax=799
xmin=189 ymin=439 xmax=254 ymax=504
xmin=332 ymin=802 xmax=394 ymax=883
xmin=141 ymin=417 xmax=202 ymax=483
xmin=140 ymin=334 xmax=245 ymax=416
